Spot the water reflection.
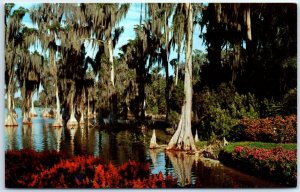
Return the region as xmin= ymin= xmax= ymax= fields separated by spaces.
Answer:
xmin=4 ymin=108 xmax=283 ymax=188
xmin=66 ymin=126 xmax=78 ymax=156
xmin=166 ymin=151 xmax=195 ymax=186
xmin=22 ymin=124 xmax=33 ymax=149
xmin=5 ymin=127 xmax=17 ymax=151
xmin=149 ymin=149 xmax=158 ymax=165
xmin=192 ymin=157 xmax=281 ymax=188
xmin=53 ymin=127 xmax=63 ymax=152
xmin=87 ymin=127 xmax=97 ymax=156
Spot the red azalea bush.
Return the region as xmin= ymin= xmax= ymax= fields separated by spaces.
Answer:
xmin=241 ymin=114 xmax=296 ymax=143
xmin=6 ymin=150 xmax=178 ymax=188
xmin=231 ymin=146 xmax=297 ymax=186
xmin=5 ymin=149 xmax=66 ymax=188
xmin=29 ymin=156 xmax=103 ymax=188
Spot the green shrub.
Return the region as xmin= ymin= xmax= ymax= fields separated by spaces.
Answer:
xmin=260 ymin=98 xmax=283 ymax=117
xmin=145 ymin=74 xmax=166 ymax=115
xmin=193 ymin=83 xmax=259 ymax=140
xmin=169 ymin=110 xmax=180 ymax=127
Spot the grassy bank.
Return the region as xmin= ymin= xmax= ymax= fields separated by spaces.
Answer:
xmin=224 ymin=141 xmax=296 ymax=152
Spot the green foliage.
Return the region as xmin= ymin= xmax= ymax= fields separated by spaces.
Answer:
xmin=33 ymin=100 xmax=40 ymax=107
xmin=194 ymin=83 xmax=259 ymax=140
xmin=169 ymin=82 xmax=184 ymax=113
xmin=146 ymin=71 xmax=166 ymax=115
xmin=195 ymin=141 xmax=207 ymax=149
xmin=260 ymin=98 xmax=283 ymax=117
xmin=168 ymin=110 xmax=180 ymax=127
xmin=259 ymin=88 xmax=297 ymax=117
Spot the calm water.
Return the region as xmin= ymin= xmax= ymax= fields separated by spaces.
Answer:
xmin=4 ymin=108 xmax=283 ymax=187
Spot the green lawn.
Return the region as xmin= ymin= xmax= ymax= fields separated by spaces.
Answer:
xmin=224 ymin=141 xmax=297 ymax=153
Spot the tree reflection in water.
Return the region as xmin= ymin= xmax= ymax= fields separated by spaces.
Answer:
xmin=67 ymin=126 xmax=78 ymax=155
xmin=166 ymin=151 xmax=195 ymax=187
xmin=5 ymin=126 xmax=17 ymax=151
xmin=53 ymin=127 xmax=62 ymax=152
xmin=149 ymin=149 xmax=158 ymax=165
xmin=23 ymin=124 xmax=33 ymax=149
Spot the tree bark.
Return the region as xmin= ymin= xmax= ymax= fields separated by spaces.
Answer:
xmin=23 ymin=91 xmax=32 ymax=124
xmin=149 ymin=129 xmax=159 ymax=149
xmin=195 ymin=129 xmax=199 ymax=142
xmin=246 ymin=7 xmax=252 ymax=41
xmin=108 ymin=38 xmax=115 ymax=87
xmin=23 ymin=111 xmax=31 ymax=124
xmin=53 ymin=85 xmax=63 ymax=126
xmin=167 ymin=3 xmax=196 ymax=151
xmin=67 ymin=92 xmax=78 ymax=127
xmin=52 ymin=52 xmax=63 ymax=127
xmin=29 ymin=97 xmax=37 ymax=117
xmin=79 ymin=91 xmax=85 ymax=124
xmin=175 ymin=65 xmax=179 ymax=86
xmin=79 ymin=108 xmax=85 ymax=124
xmin=5 ymin=86 xmax=17 ymax=126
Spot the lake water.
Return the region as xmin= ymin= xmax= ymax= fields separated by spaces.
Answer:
xmin=4 ymin=108 xmax=283 ymax=187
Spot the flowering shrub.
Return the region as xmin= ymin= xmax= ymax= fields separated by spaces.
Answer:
xmin=5 ymin=149 xmax=66 ymax=188
xmin=230 ymin=146 xmax=297 ymax=186
xmin=30 ymin=156 xmax=103 ymax=188
xmin=6 ymin=150 xmax=177 ymax=188
xmin=241 ymin=114 xmax=296 ymax=143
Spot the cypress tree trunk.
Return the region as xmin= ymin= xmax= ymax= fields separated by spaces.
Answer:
xmin=52 ymin=53 xmax=63 ymax=127
xmin=23 ymin=91 xmax=32 ymax=124
xmin=53 ymin=85 xmax=63 ymax=126
xmin=246 ymin=7 xmax=252 ymax=41
xmin=67 ymin=92 xmax=78 ymax=127
xmin=108 ymin=38 xmax=115 ymax=87
xmin=29 ymin=97 xmax=37 ymax=117
xmin=175 ymin=65 xmax=179 ymax=86
xmin=5 ymin=85 xmax=17 ymax=126
xmin=149 ymin=129 xmax=159 ymax=149
xmin=79 ymin=91 xmax=85 ymax=124
xmin=167 ymin=3 xmax=196 ymax=151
